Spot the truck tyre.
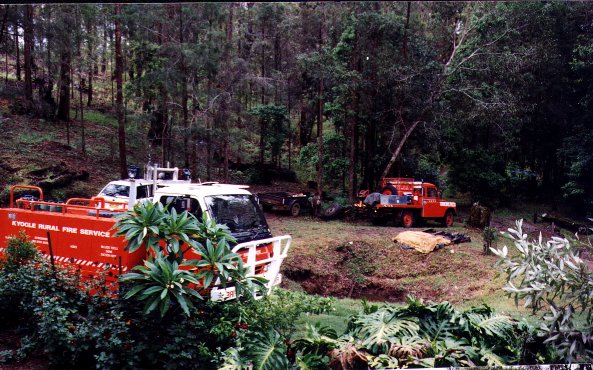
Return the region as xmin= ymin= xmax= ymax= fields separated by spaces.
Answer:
xmin=323 ymin=203 xmax=344 ymax=219
xmin=442 ymin=209 xmax=454 ymax=227
xmin=290 ymin=202 xmax=301 ymax=217
xmin=401 ymin=210 xmax=415 ymax=228
xmin=381 ymin=185 xmax=397 ymax=195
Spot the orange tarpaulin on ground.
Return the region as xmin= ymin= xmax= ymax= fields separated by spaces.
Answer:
xmin=393 ymin=231 xmax=452 ymax=254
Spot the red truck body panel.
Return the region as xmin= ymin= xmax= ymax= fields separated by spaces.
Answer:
xmin=0 ymin=186 xmax=290 ymax=293
xmin=0 ymin=206 xmax=145 ymax=281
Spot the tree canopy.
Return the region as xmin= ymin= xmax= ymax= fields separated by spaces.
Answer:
xmin=2 ymin=2 xmax=592 ymax=213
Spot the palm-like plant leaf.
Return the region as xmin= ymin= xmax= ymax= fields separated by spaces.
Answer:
xmin=294 ymin=322 xmax=338 ymax=356
xmin=246 ymin=329 xmax=288 ymax=370
xmin=462 ymin=311 xmax=514 ymax=339
xmin=421 ymin=315 xmax=459 ymax=344
xmin=479 ymin=346 xmax=507 ymax=367
xmin=353 ymin=309 xmax=419 ymax=353
xmin=295 ymin=354 xmax=329 ymax=370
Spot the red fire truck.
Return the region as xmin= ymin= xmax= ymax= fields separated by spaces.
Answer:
xmin=0 ymin=183 xmax=291 ymax=301
xmin=356 ymin=178 xmax=456 ymax=228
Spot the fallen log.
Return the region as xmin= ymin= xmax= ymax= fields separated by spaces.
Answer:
xmin=540 ymin=213 xmax=591 ymax=233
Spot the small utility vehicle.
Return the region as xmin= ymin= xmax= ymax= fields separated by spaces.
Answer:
xmin=355 ymin=178 xmax=456 ymax=228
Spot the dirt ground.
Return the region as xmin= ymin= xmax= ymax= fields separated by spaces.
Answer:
xmin=266 ymin=208 xmax=577 ymax=305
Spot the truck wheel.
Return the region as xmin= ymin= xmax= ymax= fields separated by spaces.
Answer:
xmin=290 ymin=202 xmax=301 ymax=217
xmin=323 ymin=203 xmax=344 ymax=219
xmin=402 ymin=210 xmax=415 ymax=228
xmin=442 ymin=210 xmax=454 ymax=227
xmin=381 ymin=185 xmax=397 ymax=195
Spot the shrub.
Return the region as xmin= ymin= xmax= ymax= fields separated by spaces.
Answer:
xmin=491 ymin=219 xmax=593 ymax=362
xmin=0 ymin=230 xmax=39 ymax=273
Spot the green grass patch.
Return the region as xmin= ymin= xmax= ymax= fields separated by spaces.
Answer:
xmin=70 ymin=108 xmax=116 ymax=127
xmin=297 ymin=297 xmax=364 ymax=336
xmin=18 ymin=131 xmax=55 ymax=145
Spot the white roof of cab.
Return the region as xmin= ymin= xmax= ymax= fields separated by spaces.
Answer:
xmin=101 ymin=180 xmax=155 ymax=187
xmin=155 ymin=183 xmax=252 ymax=197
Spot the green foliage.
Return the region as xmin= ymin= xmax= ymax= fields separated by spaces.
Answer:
xmin=0 ymin=255 xmax=260 ymax=368
xmin=115 ymin=201 xmax=262 ymax=319
xmin=0 ymin=231 xmax=39 ymax=273
xmin=248 ymin=104 xmax=289 ymax=163
xmin=120 ymin=254 xmax=202 ymax=317
xmin=244 ymin=289 xmax=335 ymax=340
xmin=492 ymin=219 xmax=593 ymax=362
xmin=297 ymin=133 xmax=349 ymax=189
xmin=218 ymin=289 xmax=335 ymax=369
xmin=447 ymin=148 xmax=507 ymax=207
xmin=83 ymin=110 xmax=117 ymax=127
xmin=245 ymin=329 xmax=288 ymax=370
xmin=113 ymin=200 xmax=167 ymax=254
xmin=291 ymin=296 xmax=548 ymax=369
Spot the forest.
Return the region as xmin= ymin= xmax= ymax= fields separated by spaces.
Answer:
xmin=0 ymin=2 xmax=592 ymax=214
xmin=1 ymin=3 xmax=593 ymax=369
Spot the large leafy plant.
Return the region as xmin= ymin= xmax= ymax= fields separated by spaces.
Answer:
xmin=292 ymin=296 xmax=530 ymax=369
xmin=492 ymin=219 xmax=593 ymax=362
xmin=113 ymin=201 xmax=257 ymax=318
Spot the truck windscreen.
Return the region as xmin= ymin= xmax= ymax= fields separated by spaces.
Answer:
xmin=99 ymin=184 xmax=129 ymax=197
xmin=204 ymin=194 xmax=269 ymax=234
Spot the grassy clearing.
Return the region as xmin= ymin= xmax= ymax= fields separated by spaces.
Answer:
xmin=267 ymin=210 xmax=550 ymax=331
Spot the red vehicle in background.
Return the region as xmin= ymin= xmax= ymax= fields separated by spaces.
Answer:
xmin=355 ymin=178 xmax=456 ymax=228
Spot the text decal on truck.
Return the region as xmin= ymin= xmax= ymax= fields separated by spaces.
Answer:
xmin=10 ymin=221 xmax=111 ymax=237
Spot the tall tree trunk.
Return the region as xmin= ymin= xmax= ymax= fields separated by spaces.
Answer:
xmin=222 ymin=3 xmax=234 ymax=182
xmin=79 ymin=73 xmax=85 ymax=155
xmin=316 ymin=9 xmax=325 ymax=203
xmin=0 ymin=6 xmax=9 ymax=46
xmin=259 ymin=23 xmax=266 ymax=164
xmin=14 ymin=23 xmax=20 ymax=81
xmin=87 ymin=68 xmax=93 ymax=106
xmin=56 ymin=50 xmax=71 ymax=122
xmin=115 ymin=4 xmax=127 ymax=178
xmin=348 ymin=94 xmax=359 ymax=202
xmin=23 ymin=5 xmax=33 ymax=103
xmin=348 ymin=31 xmax=361 ymax=202
xmin=179 ymin=6 xmax=190 ymax=168
xmin=110 ymin=29 xmax=114 ymax=107
xmin=86 ymin=17 xmax=94 ymax=106
xmin=402 ymin=2 xmax=411 ymax=61
xmin=316 ymin=79 xmax=324 ymax=198
xmin=206 ymin=79 xmax=212 ymax=180
xmin=380 ymin=120 xmax=420 ymax=179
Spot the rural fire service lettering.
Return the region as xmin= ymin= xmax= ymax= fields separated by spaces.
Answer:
xmin=11 ymin=221 xmax=111 ymax=237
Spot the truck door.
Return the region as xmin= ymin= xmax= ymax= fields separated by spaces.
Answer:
xmin=421 ymin=185 xmax=441 ymax=218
